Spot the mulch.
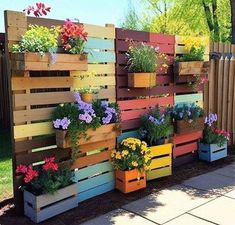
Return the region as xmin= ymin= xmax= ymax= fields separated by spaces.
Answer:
xmin=0 ymin=147 xmax=235 ymax=225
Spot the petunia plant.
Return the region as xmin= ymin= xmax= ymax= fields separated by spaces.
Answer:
xmin=16 ymin=157 xmax=74 ymax=196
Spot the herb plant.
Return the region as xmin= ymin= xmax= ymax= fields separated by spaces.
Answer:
xmin=202 ymin=113 xmax=230 ymax=147
xmin=12 ymin=25 xmax=60 ymax=54
xmin=111 ymin=138 xmax=151 ymax=171
xmin=140 ymin=106 xmax=173 ymax=146
xmin=16 ymin=157 xmax=74 ymax=196
xmin=126 ymin=42 xmax=169 ymax=73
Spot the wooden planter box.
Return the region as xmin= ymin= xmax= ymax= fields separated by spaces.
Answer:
xmin=128 ymin=72 xmax=156 ymax=88
xmin=11 ymin=52 xmax=88 ymax=71
xmin=24 ymin=183 xmax=77 ymax=223
xmin=199 ymin=143 xmax=227 ymax=162
xmin=174 ymin=117 xmax=204 ymax=134
xmin=147 ymin=143 xmax=172 ymax=181
xmin=115 ymin=169 xmax=146 ymax=193
xmin=174 ymin=61 xmax=209 ymax=76
xmin=55 ymin=123 xmax=120 ymax=149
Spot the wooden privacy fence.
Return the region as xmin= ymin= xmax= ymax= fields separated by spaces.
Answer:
xmin=4 ymin=10 xmax=210 ymax=213
xmin=205 ymin=42 xmax=235 ymax=145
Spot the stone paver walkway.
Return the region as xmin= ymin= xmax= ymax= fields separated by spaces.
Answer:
xmin=81 ymin=163 xmax=235 ymax=225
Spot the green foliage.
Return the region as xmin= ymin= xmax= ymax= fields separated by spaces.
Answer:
xmin=12 ymin=25 xmax=60 ymax=54
xmin=140 ymin=106 xmax=173 ymax=146
xmin=111 ymin=138 xmax=152 ymax=171
xmin=176 ymin=45 xmax=205 ymax=61
xmin=126 ymin=43 xmax=157 ymax=73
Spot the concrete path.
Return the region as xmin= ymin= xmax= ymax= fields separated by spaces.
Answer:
xmin=81 ymin=163 xmax=235 ymax=225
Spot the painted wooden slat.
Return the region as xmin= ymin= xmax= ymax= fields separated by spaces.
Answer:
xmin=173 ymin=142 xmax=198 ymax=157
xmin=88 ymin=51 xmax=115 ymax=63
xmin=85 ymin=37 xmax=114 ymax=50
xmin=117 ymin=130 xmax=140 ymax=143
xmin=147 ymin=167 xmax=171 ymax=180
xmin=73 ymin=76 xmax=115 ymax=88
xmin=175 ymin=93 xmax=203 ymax=105
xmin=84 ymin=24 xmax=115 ymax=39
xmin=150 ymin=157 xmax=171 ymax=169
xmin=14 ymin=122 xmax=53 ymax=139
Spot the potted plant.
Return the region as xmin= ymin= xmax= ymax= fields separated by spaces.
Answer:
xmin=126 ymin=42 xmax=169 ymax=88
xmin=11 ymin=19 xmax=88 ymax=71
xmin=52 ymin=92 xmax=120 ymax=161
xmin=75 ymin=87 xmax=97 ymax=103
xmin=174 ymin=37 xmax=209 ymax=80
xmin=168 ymin=104 xmax=204 ymax=134
xmin=16 ymin=157 xmax=76 ymax=223
xmin=139 ymin=106 xmax=173 ymax=180
xmin=111 ymin=137 xmax=151 ymax=193
xmin=199 ymin=113 xmax=229 ymax=162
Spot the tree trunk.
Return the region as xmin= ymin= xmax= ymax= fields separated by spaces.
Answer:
xmin=231 ymin=0 xmax=235 ymax=43
xmin=212 ymin=0 xmax=220 ymax=42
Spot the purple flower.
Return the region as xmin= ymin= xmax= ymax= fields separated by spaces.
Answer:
xmin=74 ymin=92 xmax=81 ymax=103
xmin=179 ymin=112 xmax=184 ymax=119
xmin=53 ymin=119 xmax=61 ymax=129
xmin=205 ymin=113 xmax=217 ymax=126
xmin=53 ymin=117 xmax=71 ymax=130
xmin=101 ymin=101 xmax=109 ymax=107
xmin=148 ymin=116 xmax=155 ymax=123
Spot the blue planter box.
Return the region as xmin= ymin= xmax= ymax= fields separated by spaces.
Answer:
xmin=199 ymin=143 xmax=227 ymax=162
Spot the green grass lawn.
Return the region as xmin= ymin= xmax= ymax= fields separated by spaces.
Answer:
xmin=0 ymin=130 xmax=13 ymax=201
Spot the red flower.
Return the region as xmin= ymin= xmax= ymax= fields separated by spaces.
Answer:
xmin=43 ymin=162 xmax=59 ymax=171
xmin=16 ymin=164 xmax=28 ymax=174
xmin=44 ymin=157 xmax=55 ymax=163
xmin=24 ymin=166 xmax=38 ymax=183
xmin=23 ymin=2 xmax=51 ymax=17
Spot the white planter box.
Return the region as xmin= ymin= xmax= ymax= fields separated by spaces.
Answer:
xmin=24 ymin=183 xmax=77 ymax=223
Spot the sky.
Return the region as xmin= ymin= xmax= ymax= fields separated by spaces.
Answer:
xmin=0 ymin=0 xmax=143 ymax=32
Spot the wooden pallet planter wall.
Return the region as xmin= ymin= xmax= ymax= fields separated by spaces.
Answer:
xmin=5 ymin=10 xmax=116 ymax=213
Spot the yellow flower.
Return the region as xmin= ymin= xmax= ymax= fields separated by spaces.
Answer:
xmin=111 ymin=150 xmax=116 ymax=158
xmin=121 ymin=150 xmax=129 ymax=157
xmin=144 ymin=165 xmax=150 ymax=171
xmin=131 ymin=144 xmax=136 ymax=151
xmin=115 ymin=152 xmax=122 ymax=160
xmin=132 ymin=161 xmax=138 ymax=167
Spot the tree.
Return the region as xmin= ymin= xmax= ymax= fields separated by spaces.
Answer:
xmin=231 ymin=0 xmax=235 ymax=43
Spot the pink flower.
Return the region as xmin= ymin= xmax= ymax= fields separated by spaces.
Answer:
xmin=16 ymin=164 xmax=28 ymax=174
xmin=43 ymin=162 xmax=59 ymax=171
xmin=44 ymin=157 xmax=55 ymax=163
xmin=24 ymin=166 xmax=38 ymax=183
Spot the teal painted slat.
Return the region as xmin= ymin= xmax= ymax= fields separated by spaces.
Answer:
xmin=77 ymin=181 xmax=115 ymax=203
xmin=175 ymin=93 xmax=203 ymax=105
xmin=117 ymin=130 xmax=140 ymax=143
xmin=78 ymin=171 xmax=114 ymax=193
xmin=85 ymin=37 xmax=114 ymax=50
xmin=74 ymin=161 xmax=113 ymax=181
xmin=88 ymin=51 xmax=115 ymax=63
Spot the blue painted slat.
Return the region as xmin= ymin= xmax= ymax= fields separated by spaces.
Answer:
xmin=117 ymin=130 xmax=140 ymax=143
xmin=77 ymin=171 xmax=114 ymax=193
xmin=175 ymin=93 xmax=203 ymax=105
xmin=85 ymin=37 xmax=114 ymax=50
xmin=74 ymin=161 xmax=113 ymax=181
xmin=77 ymin=181 xmax=115 ymax=203
xmin=88 ymin=51 xmax=115 ymax=63
xmin=199 ymin=143 xmax=227 ymax=162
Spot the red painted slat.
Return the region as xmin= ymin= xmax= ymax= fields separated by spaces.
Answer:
xmin=116 ymin=28 xmax=149 ymax=42
xmin=173 ymin=142 xmax=198 ymax=157
xmin=122 ymin=109 xmax=147 ymax=121
xmin=149 ymin=33 xmax=175 ymax=44
xmin=121 ymin=119 xmax=141 ymax=130
xmin=173 ymin=131 xmax=203 ymax=145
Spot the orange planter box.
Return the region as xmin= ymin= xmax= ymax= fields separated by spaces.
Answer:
xmin=128 ymin=72 xmax=156 ymax=88
xmin=115 ymin=169 xmax=146 ymax=193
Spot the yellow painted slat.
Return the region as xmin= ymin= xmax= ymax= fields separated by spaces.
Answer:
xmin=147 ymin=167 xmax=172 ymax=180
xmin=14 ymin=122 xmax=54 ymax=139
xmin=149 ymin=144 xmax=172 ymax=157
xmin=84 ymin=24 xmax=115 ymax=39
xmin=150 ymin=157 xmax=171 ymax=169
xmin=73 ymin=76 xmax=115 ymax=88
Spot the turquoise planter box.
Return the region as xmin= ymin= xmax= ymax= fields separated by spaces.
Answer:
xmin=199 ymin=143 xmax=227 ymax=162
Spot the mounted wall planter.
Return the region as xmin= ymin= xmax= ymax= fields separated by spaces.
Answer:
xmin=11 ymin=53 xmax=88 ymax=71
xmin=147 ymin=143 xmax=172 ymax=180
xmin=199 ymin=143 xmax=227 ymax=162
xmin=24 ymin=183 xmax=77 ymax=223
xmin=115 ymin=169 xmax=146 ymax=193
xmin=128 ymin=72 xmax=156 ymax=88
xmin=55 ymin=123 xmax=119 ymax=149
xmin=174 ymin=117 xmax=204 ymax=134
xmin=81 ymin=93 xmax=93 ymax=103
xmin=174 ymin=61 xmax=209 ymax=76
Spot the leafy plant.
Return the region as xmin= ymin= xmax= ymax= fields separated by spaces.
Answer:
xmin=140 ymin=106 xmax=173 ymax=146
xmin=176 ymin=37 xmax=206 ymax=62
xmin=76 ymin=87 xmax=98 ymax=94
xmin=202 ymin=113 xmax=230 ymax=146
xmin=23 ymin=2 xmax=51 ymax=17
xmin=126 ymin=41 xmax=169 ymax=73
xmin=168 ymin=104 xmax=204 ymax=121
xmin=61 ymin=19 xmax=88 ymax=54
xmin=111 ymin=138 xmax=151 ymax=171
xmin=16 ymin=157 xmax=74 ymax=196
xmin=188 ymin=74 xmax=209 ymax=91
xmin=12 ymin=25 xmax=60 ymax=54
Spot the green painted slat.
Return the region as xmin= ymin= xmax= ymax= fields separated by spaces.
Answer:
xmin=175 ymin=93 xmax=203 ymax=105
xmin=85 ymin=37 xmax=114 ymax=50
xmin=117 ymin=130 xmax=140 ymax=143
xmin=87 ymin=51 xmax=115 ymax=63
xmin=74 ymin=161 xmax=113 ymax=181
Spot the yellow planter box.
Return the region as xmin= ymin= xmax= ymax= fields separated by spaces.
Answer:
xmin=147 ymin=143 xmax=172 ymax=180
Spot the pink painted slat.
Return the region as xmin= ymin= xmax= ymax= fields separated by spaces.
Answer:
xmin=173 ymin=131 xmax=203 ymax=145
xmin=116 ymin=28 xmax=149 ymax=42
xmin=122 ymin=109 xmax=146 ymax=121
xmin=149 ymin=33 xmax=175 ymax=44
xmin=121 ymin=119 xmax=141 ymax=130
xmin=173 ymin=142 xmax=198 ymax=157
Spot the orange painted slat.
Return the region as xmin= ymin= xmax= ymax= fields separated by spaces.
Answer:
xmin=172 ymin=131 xmax=203 ymax=145
xmin=173 ymin=142 xmax=198 ymax=157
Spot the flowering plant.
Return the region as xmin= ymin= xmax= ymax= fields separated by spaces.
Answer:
xmin=140 ymin=106 xmax=173 ymax=146
xmin=168 ymin=104 xmax=204 ymax=121
xmin=60 ymin=19 xmax=88 ymax=54
xmin=12 ymin=25 xmax=60 ymax=55
xmin=76 ymin=87 xmax=98 ymax=94
xmin=23 ymin=2 xmax=51 ymax=17
xmin=92 ymin=99 xmax=120 ymax=125
xmin=16 ymin=157 xmax=73 ymax=195
xmin=188 ymin=74 xmax=209 ymax=91
xmin=126 ymin=41 xmax=169 ymax=73
xmin=111 ymin=138 xmax=151 ymax=171
xmin=201 ymin=113 xmax=230 ymax=147
xmin=176 ymin=37 xmax=207 ymax=62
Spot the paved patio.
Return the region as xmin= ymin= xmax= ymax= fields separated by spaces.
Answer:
xmin=81 ymin=163 xmax=235 ymax=225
